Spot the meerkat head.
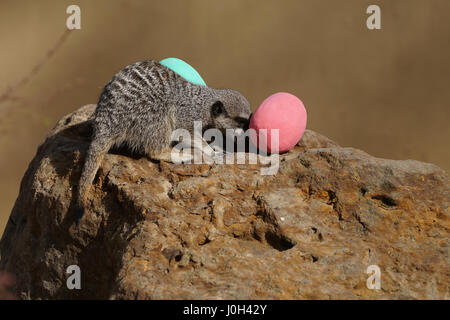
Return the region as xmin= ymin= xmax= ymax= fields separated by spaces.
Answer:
xmin=209 ymin=89 xmax=251 ymax=134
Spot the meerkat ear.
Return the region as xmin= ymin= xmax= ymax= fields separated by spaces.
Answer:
xmin=211 ymin=101 xmax=224 ymax=116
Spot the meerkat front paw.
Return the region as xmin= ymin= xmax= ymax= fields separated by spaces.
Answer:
xmin=149 ymin=146 xmax=228 ymax=165
xmin=150 ymin=149 xmax=193 ymax=164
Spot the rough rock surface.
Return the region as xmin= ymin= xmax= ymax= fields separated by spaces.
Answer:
xmin=0 ymin=104 xmax=449 ymax=299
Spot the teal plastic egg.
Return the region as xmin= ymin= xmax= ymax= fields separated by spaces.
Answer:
xmin=159 ymin=57 xmax=206 ymax=86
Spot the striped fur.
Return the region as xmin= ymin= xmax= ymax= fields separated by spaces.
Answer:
xmin=75 ymin=60 xmax=251 ymax=224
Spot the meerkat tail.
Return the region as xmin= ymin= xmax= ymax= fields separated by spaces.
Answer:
xmin=75 ymin=136 xmax=113 ymax=225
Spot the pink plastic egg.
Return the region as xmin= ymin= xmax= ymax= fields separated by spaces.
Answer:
xmin=249 ymin=92 xmax=307 ymax=153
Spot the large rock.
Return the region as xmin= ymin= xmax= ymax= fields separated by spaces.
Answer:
xmin=0 ymin=104 xmax=448 ymax=299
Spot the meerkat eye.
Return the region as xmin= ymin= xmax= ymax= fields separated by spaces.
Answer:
xmin=211 ymin=101 xmax=224 ymax=116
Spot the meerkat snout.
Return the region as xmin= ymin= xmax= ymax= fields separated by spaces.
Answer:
xmin=210 ymin=89 xmax=251 ymax=133
xmin=234 ymin=116 xmax=250 ymax=131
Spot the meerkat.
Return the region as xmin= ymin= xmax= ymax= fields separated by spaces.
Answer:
xmin=75 ymin=60 xmax=251 ymax=224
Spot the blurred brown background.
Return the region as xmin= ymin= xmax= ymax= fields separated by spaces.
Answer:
xmin=0 ymin=0 xmax=449 ymax=235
